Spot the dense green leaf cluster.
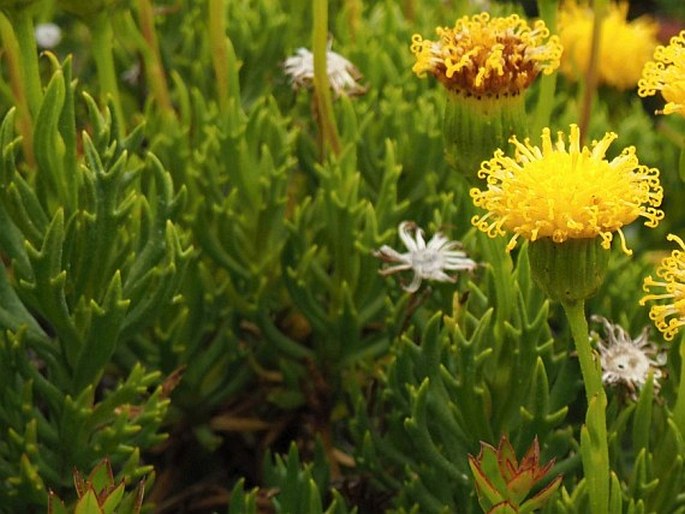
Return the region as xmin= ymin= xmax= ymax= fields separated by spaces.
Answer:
xmin=0 ymin=0 xmax=685 ymax=513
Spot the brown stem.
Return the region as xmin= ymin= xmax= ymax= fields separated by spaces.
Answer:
xmin=137 ymin=0 xmax=173 ymax=115
xmin=208 ymin=0 xmax=230 ymax=109
xmin=0 ymin=12 xmax=35 ymax=167
xmin=312 ymin=0 xmax=341 ymax=157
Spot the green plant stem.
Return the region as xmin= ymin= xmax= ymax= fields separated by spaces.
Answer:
xmin=563 ymin=300 xmax=602 ymax=396
xmin=344 ymin=0 xmax=361 ymax=40
xmin=136 ymin=0 xmax=173 ymax=115
xmin=312 ymin=0 xmax=341 ymax=157
xmin=672 ymin=334 xmax=685 ymax=435
xmin=533 ymin=76 xmax=557 ymax=141
xmin=208 ymin=0 xmax=230 ymax=110
xmin=579 ymin=0 xmax=608 ymax=142
xmin=452 ymin=0 xmax=468 ymax=16
xmin=562 ymin=299 xmax=610 ymax=514
xmin=678 ymin=139 xmax=685 ymax=183
xmin=402 ymin=0 xmax=415 ymax=21
xmin=537 ymin=0 xmax=559 ymax=29
xmin=533 ymin=0 xmax=559 ymax=137
xmin=9 ymin=8 xmax=42 ymax=117
xmin=0 ymin=12 xmax=34 ymax=166
xmin=91 ymin=11 xmax=126 ymax=136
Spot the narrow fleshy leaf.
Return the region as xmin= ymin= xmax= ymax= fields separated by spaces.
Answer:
xmin=469 ymin=452 xmax=507 ymax=510
xmin=519 ymin=474 xmax=563 ymax=513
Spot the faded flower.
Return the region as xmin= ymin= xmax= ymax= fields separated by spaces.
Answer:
xmin=283 ymin=47 xmax=365 ymax=97
xmin=591 ymin=315 xmax=664 ymax=398
xmin=374 ymin=221 xmax=476 ymax=293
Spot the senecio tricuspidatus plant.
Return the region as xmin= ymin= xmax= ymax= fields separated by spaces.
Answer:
xmin=410 ymin=12 xmax=562 ymax=178
xmin=469 ymin=436 xmax=562 ymax=514
xmin=470 ymin=122 xmax=664 ymax=514
xmin=49 ymin=459 xmax=145 ymax=514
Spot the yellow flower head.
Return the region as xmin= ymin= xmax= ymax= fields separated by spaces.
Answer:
xmin=640 ymin=234 xmax=685 ymax=340
xmin=639 ymin=31 xmax=685 ymax=115
xmin=470 ymin=124 xmax=664 ymax=253
xmin=558 ymin=1 xmax=658 ymax=90
xmin=410 ymin=12 xmax=562 ymax=96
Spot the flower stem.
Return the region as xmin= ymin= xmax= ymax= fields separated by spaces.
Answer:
xmin=10 ymin=7 xmax=42 ymax=117
xmin=0 ymin=12 xmax=35 ymax=166
xmin=402 ymin=0 xmax=415 ymax=22
xmin=678 ymin=139 xmax=685 ymax=183
xmin=579 ymin=0 xmax=608 ymax=143
xmin=344 ymin=0 xmax=362 ymax=40
xmin=136 ymin=0 xmax=173 ymax=115
xmin=453 ymin=0 xmax=468 ymax=16
xmin=91 ymin=11 xmax=126 ymax=137
xmin=672 ymin=334 xmax=685 ymax=435
xmin=563 ymin=300 xmax=602 ymax=396
xmin=562 ymin=299 xmax=610 ymax=514
xmin=312 ymin=0 xmax=341 ymax=157
xmin=208 ymin=0 xmax=230 ymax=110
xmin=537 ymin=0 xmax=559 ymax=29
xmin=533 ymin=0 xmax=559 ymax=137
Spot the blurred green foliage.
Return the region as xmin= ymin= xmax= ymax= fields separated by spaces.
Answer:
xmin=0 ymin=0 xmax=684 ymax=513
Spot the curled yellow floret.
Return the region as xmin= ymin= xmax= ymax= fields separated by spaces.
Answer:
xmin=558 ymin=1 xmax=658 ymax=90
xmin=470 ymin=124 xmax=663 ymax=253
xmin=410 ymin=12 xmax=562 ymax=96
xmin=639 ymin=31 xmax=685 ymax=115
xmin=640 ymin=234 xmax=685 ymax=340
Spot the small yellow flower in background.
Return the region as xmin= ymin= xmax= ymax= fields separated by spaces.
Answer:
xmin=558 ymin=1 xmax=658 ymax=90
xmin=470 ymin=124 xmax=664 ymax=253
xmin=639 ymin=31 xmax=685 ymax=115
xmin=640 ymin=234 xmax=685 ymax=340
xmin=410 ymin=12 xmax=562 ymax=97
